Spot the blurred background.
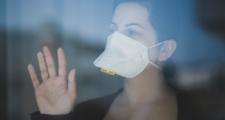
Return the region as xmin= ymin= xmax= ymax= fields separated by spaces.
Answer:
xmin=1 ymin=0 xmax=225 ymax=120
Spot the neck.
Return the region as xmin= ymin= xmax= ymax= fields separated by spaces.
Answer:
xmin=123 ymin=65 xmax=173 ymax=105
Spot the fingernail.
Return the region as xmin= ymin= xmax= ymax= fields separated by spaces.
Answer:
xmin=43 ymin=46 xmax=48 ymax=52
xmin=57 ymin=48 xmax=60 ymax=53
xmin=28 ymin=64 xmax=33 ymax=71
xmin=58 ymin=47 xmax=62 ymax=51
xmin=73 ymin=69 xmax=76 ymax=74
xmin=28 ymin=64 xmax=31 ymax=69
xmin=37 ymin=52 xmax=42 ymax=57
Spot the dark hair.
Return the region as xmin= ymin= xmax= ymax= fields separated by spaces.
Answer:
xmin=113 ymin=0 xmax=151 ymax=13
xmin=113 ymin=0 xmax=177 ymax=42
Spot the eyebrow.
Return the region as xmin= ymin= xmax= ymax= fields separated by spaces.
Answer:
xmin=111 ymin=22 xmax=144 ymax=29
xmin=125 ymin=23 xmax=145 ymax=29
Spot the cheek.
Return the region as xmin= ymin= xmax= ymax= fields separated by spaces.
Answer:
xmin=139 ymin=33 xmax=157 ymax=47
xmin=148 ymin=47 xmax=160 ymax=61
xmin=143 ymin=25 xmax=158 ymax=46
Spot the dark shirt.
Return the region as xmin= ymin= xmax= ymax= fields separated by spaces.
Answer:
xmin=30 ymin=89 xmax=122 ymax=120
xmin=30 ymin=88 xmax=225 ymax=120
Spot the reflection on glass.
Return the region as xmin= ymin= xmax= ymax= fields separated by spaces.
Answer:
xmin=3 ymin=0 xmax=225 ymax=120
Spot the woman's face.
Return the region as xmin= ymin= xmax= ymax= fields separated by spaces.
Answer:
xmin=111 ymin=2 xmax=157 ymax=47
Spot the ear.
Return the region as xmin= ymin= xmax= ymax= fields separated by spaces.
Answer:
xmin=158 ymin=39 xmax=177 ymax=61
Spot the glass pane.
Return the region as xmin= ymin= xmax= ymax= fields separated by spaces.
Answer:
xmin=2 ymin=0 xmax=225 ymax=120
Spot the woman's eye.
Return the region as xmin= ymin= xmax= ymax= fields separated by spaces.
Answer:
xmin=126 ymin=29 xmax=140 ymax=38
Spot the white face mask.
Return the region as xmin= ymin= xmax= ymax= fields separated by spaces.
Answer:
xmin=93 ymin=32 xmax=165 ymax=78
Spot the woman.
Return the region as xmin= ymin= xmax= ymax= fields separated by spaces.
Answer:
xmin=28 ymin=0 xmax=177 ymax=119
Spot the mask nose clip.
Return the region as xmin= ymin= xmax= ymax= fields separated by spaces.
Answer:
xmin=100 ymin=68 xmax=116 ymax=75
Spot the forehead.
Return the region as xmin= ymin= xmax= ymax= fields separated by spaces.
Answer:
xmin=112 ymin=2 xmax=150 ymax=26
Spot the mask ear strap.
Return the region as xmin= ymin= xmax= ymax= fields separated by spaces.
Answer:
xmin=147 ymin=41 xmax=166 ymax=59
xmin=147 ymin=41 xmax=166 ymax=70
xmin=148 ymin=41 xmax=166 ymax=49
xmin=149 ymin=60 xmax=161 ymax=70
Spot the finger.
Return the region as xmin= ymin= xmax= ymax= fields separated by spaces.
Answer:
xmin=28 ymin=64 xmax=40 ymax=89
xmin=37 ymin=52 xmax=48 ymax=81
xmin=68 ymin=69 xmax=77 ymax=98
xmin=43 ymin=46 xmax=56 ymax=78
xmin=58 ymin=48 xmax=67 ymax=77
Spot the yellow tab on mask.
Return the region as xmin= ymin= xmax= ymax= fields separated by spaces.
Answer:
xmin=100 ymin=68 xmax=116 ymax=75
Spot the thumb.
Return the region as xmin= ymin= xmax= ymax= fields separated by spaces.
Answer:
xmin=68 ymin=69 xmax=77 ymax=98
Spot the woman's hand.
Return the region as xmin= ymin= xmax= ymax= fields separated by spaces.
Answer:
xmin=27 ymin=46 xmax=77 ymax=115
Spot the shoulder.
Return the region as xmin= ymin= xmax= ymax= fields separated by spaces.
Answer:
xmin=73 ymin=89 xmax=122 ymax=120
